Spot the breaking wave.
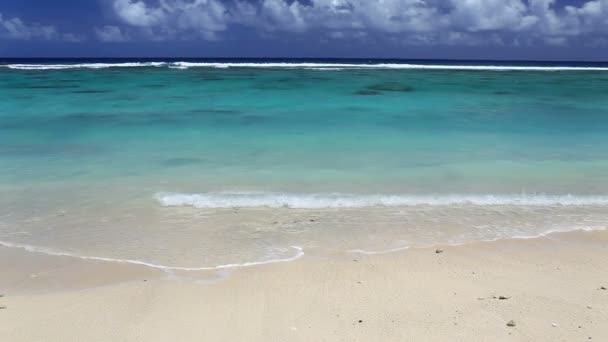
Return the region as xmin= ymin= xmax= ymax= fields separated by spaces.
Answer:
xmin=156 ymin=192 xmax=608 ymax=209
xmin=4 ymin=62 xmax=608 ymax=71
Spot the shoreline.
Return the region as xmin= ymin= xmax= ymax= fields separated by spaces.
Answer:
xmin=1 ymin=227 xmax=606 ymax=293
xmin=1 ymin=229 xmax=607 ymax=341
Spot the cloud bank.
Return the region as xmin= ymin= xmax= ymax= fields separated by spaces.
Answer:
xmin=95 ymin=25 xmax=130 ymax=42
xmin=0 ymin=12 xmax=82 ymax=41
xmin=107 ymin=0 xmax=608 ymax=46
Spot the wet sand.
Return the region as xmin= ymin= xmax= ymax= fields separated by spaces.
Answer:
xmin=1 ymin=230 xmax=607 ymax=341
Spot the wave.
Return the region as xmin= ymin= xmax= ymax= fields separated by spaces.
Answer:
xmin=170 ymin=62 xmax=608 ymax=71
xmin=3 ymin=62 xmax=608 ymax=71
xmin=156 ymin=192 xmax=608 ymax=209
xmin=2 ymin=226 xmax=604 ymax=271
xmin=0 ymin=240 xmax=304 ymax=272
xmin=348 ymin=226 xmax=607 ymax=254
xmin=3 ymin=62 xmax=167 ymax=70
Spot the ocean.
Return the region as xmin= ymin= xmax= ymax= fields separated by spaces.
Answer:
xmin=1 ymin=59 xmax=608 ymax=270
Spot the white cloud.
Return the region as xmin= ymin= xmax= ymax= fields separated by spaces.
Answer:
xmin=113 ymin=0 xmax=165 ymax=27
xmin=62 ymin=33 xmax=86 ymax=42
xmin=0 ymin=12 xmax=83 ymax=41
xmin=95 ymin=25 xmax=129 ymax=42
xmin=0 ymin=12 xmax=56 ymax=40
xmin=108 ymin=0 xmax=608 ymax=46
xmin=449 ymin=0 xmax=532 ymax=32
xmin=588 ymin=37 xmax=608 ymax=47
xmin=111 ymin=0 xmax=231 ymax=40
xmin=544 ymin=36 xmax=567 ymax=46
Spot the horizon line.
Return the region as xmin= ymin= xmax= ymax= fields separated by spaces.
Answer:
xmin=0 ymin=56 xmax=607 ymax=63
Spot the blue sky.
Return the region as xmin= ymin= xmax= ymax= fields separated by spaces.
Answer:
xmin=0 ymin=0 xmax=607 ymax=60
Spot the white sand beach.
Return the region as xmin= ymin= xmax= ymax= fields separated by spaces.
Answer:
xmin=1 ymin=229 xmax=607 ymax=342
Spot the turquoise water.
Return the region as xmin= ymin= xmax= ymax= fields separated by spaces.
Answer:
xmin=1 ymin=62 xmax=608 ymax=269
xmin=2 ymin=65 xmax=608 ymax=195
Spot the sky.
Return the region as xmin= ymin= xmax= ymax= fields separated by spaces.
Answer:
xmin=0 ymin=0 xmax=607 ymax=60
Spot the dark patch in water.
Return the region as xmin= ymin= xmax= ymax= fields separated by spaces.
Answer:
xmin=141 ymin=84 xmax=166 ymax=88
xmin=13 ymin=95 xmax=35 ymax=100
xmin=367 ymin=83 xmax=415 ymax=92
xmin=13 ymin=84 xmax=80 ymax=90
xmin=191 ymin=108 xmax=240 ymax=115
xmin=241 ymin=115 xmax=268 ymax=124
xmin=165 ymin=95 xmax=190 ymax=100
xmin=26 ymin=75 xmax=51 ymax=80
xmin=62 ymin=113 xmax=118 ymax=124
xmin=354 ymin=90 xmax=382 ymax=96
xmin=161 ymin=158 xmax=205 ymax=167
xmin=116 ymin=95 xmax=139 ymax=101
xmin=344 ymin=106 xmax=369 ymax=112
xmin=253 ymin=83 xmax=293 ymax=90
xmin=197 ymin=74 xmax=225 ymax=81
xmin=224 ymin=71 xmax=257 ymax=78
xmin=71 ymin=89 xmax=113 ymax=94
xmin=353 ymin=72 xmax=373 ymax=77
xmin=493 ymin=91 xmax=513 ymax=95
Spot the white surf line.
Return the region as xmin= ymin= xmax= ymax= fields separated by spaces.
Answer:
xmin=349 ymin=245 xmax=411 ymax=255
xmin=163 ymin=62 xmax=608 ymax=71
xmin=0 ymin=240 xmax=304 ymax=271
xmin=156 ymin=192 xmax=608 ymax=209
xmin=3 ymin=62 xmax=167 ymax=70
xmin=3 ymin=62 xmax=608 ymax=71
xmin=472 ymin=226 xmax=608 ymax=243
xmin=348 ymin=226 xmax=607 ymax=255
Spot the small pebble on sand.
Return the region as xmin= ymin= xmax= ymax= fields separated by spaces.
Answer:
xmin=601 ymin=286 xmax=606 ymax=290
xmin=506 ymin=320 xmax=516 ymax=327
xmin=499 ymin=296 xmax=511 ymax=300
xmin=552 ymin=323 xmax=558 ymax=327
xmin=0 ymin=306 xmax=6 ymax=310
xmin=435 ymin=249 xmax=444 ymax=254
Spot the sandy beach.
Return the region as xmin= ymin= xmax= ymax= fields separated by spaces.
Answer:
xmin=4 ymin=2 xmax=608 ymax=339
xmin=1 ymin=229 xmax=606 ymax=342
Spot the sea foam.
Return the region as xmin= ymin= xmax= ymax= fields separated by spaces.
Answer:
xmin=4 ymin=62 xmax=167 ymax=70
xmin=3 ymin=62 xmax=608 ymax=71
xmin=156 ymin=192 xmax=608 ymax=209
xmin=0 ymin=240 xmax=304 ymax=271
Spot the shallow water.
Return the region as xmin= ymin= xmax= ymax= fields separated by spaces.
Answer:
xmin=1 ymin=61 xmax=608 ymax=269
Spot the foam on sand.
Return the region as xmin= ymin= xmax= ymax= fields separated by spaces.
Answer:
xmin=349 ymin=226 xmax=607 ymax=254
xmin=0 ymin=240 xmax=304 ymax=272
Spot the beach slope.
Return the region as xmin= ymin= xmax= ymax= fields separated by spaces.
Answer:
xmin=1 ymin=230 xmax=607 ymax=342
